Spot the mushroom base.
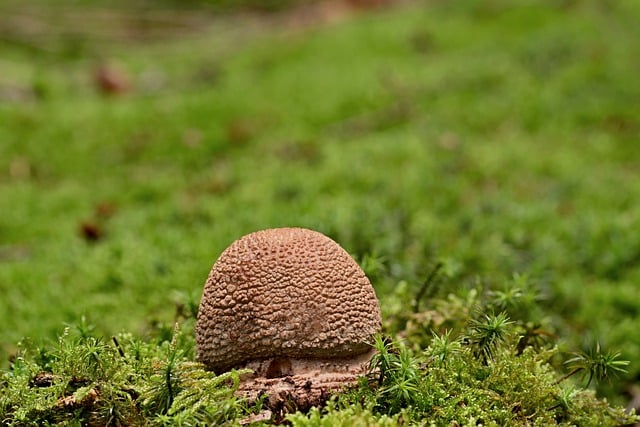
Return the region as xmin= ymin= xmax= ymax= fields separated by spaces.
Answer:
xmin=236 ymin=349 xmax=375 ymax=422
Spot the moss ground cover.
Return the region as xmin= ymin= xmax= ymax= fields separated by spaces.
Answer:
xmin=1 ymin=0 xmax=639 ymax=424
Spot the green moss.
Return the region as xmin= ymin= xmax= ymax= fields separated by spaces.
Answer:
xmin=0 ymin=323 xmax=248 ymax=426
xmin=1 ymin=285 xmax=637 ymax=425
xmin=289 ymin=286 xmax=638 ymax=426
xmin=1 ymin=0 xmax=640 ymax=423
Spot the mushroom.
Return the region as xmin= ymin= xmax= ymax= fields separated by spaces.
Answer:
xmin=196 ymin=227 xmax=381 ymax=413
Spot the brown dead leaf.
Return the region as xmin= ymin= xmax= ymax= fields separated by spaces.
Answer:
xmin=79 ymin=221 xmax=104 ymax=242
xmin=95 ymin=61 xmax=131 ymax=95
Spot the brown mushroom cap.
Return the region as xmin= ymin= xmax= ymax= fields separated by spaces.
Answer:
xmin=196 ymin=227 xmax=382 ymax=373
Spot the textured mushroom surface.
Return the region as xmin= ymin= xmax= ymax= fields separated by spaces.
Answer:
xmin=196 ymin=227 xmax=382 ymax=373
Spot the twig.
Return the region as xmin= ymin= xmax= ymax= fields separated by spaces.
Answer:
xmin=553 ymin=367 xmax=582 ymax=385
xmin=112 ymin=336 xmax=125 ymax=358
xmin=413 ymin=261 xmax=443 ymax=313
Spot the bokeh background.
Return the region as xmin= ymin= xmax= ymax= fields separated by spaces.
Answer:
xmin=1 ymin=0 xmax=639 ymax=405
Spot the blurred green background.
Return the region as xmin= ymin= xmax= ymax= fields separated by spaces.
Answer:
xmin=1 ymin=0 xmax=639 ymax=404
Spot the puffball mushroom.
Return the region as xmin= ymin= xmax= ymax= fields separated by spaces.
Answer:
xmin=196 ymin=227 xmax=382 ymax=412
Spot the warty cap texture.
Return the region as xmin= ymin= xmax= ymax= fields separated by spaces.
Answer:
xmin=196 ymin=227 xmax=382 ymax=373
